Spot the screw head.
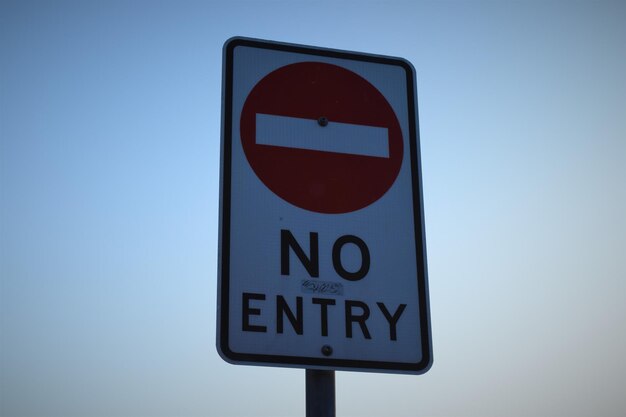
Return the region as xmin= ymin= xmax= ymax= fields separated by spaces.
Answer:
xmin=321 ymin=345 xmax=333 ymax=356
xmin=318 ymin=116 xmax=328 ymax=127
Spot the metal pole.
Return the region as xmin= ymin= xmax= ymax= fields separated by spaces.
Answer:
xmin=306 ymin=369 xmax=335 ymax=417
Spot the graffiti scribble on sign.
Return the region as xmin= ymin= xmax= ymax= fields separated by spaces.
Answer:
xmin=301 ymin=279 xmax=344 ymax=295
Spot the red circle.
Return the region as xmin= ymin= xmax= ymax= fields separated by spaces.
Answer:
xmin=240 ymin=62 xmax=403 ymax=214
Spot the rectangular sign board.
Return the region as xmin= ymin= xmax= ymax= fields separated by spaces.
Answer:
xmin=217 ymin=37 xmax=432 ymax=374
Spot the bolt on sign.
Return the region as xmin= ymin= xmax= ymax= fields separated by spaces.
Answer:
xmin=217 ymin=37 xmax=432 ymax=374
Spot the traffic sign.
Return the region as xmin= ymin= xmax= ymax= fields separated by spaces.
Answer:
xmin=217 ymin=37 xmax=432 ymax=374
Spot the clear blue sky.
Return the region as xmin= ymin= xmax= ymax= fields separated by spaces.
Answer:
xmin=1 ymin=1 xmax=625 ymax=416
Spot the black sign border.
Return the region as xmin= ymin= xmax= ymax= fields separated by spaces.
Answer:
xmin=218 ymin=37 xmax=432 ymax=374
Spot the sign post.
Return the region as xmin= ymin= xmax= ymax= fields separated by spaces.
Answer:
xmin=306 ymin=369 xmax=335 ymax=417
xmin=218 ymin=37 xmax=432 ymax=377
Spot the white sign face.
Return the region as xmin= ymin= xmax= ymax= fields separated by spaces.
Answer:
xmin=217 ymin=37 xmax=432 ymax=374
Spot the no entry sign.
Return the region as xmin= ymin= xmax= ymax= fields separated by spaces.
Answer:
xmin=217 ymin=37 xmax=432 ymax=374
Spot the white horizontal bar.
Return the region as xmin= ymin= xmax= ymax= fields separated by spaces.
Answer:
xmin=255 ymin=113 xmax=389 ymax=158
